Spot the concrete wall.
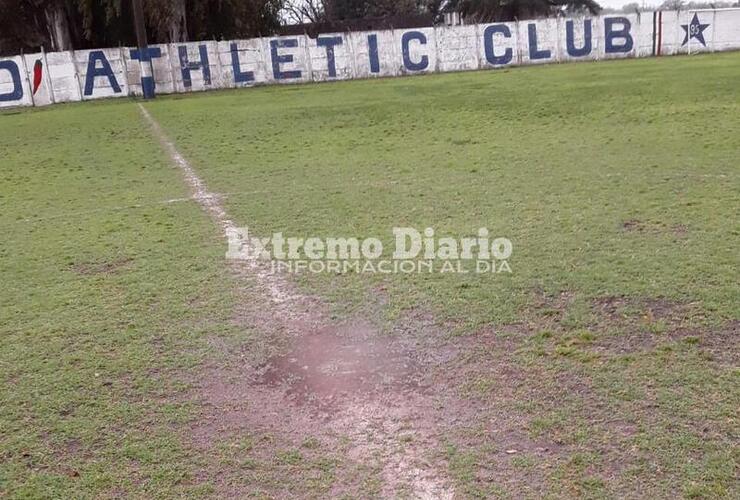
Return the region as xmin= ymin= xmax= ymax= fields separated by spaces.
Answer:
xmin=2 ymin=9 xmax=739 ymax=108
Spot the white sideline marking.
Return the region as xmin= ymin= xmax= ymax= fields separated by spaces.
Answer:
xmin=137 ymin=104 xmax=236 ymax=233
xmin=138 ymin=103 xmax=454 ymax=498
xmin=137 ymin=103 xmax=293 ymax=304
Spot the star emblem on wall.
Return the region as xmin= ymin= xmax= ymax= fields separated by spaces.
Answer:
xmin=681 ymin=13 xmax=710 ymax=46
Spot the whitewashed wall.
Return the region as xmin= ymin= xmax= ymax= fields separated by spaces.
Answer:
xmin=2 ymin=9 xmax=739 ymax=108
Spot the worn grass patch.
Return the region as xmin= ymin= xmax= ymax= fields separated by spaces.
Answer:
xmin=142 ymin=52 xmax=738 ymax=497
xmin=1 ymin=52 xmax=738 ymax=497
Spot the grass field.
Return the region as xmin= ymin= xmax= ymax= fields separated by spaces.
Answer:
xmin=1 ymin=53 xmax=738 ymax=498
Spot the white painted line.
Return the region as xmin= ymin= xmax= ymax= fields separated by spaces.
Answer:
xmin=138 ymin=103 xmax=455 ymax=498
xmin=138 ymin=103 xmax=295 ymax=304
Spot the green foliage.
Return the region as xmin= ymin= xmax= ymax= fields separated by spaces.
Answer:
xmin=0 ymin=101 xmax=241 ymax=497
xmin=444 ymin=0 xmax=602 ymax=22
xmin=0 ymin=0 xmax=284 ymax=56
xmin=284 ymin=0 xmax=443 ymax=24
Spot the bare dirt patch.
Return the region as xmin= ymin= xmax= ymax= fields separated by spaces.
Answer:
xmin=140 ymin=104 xmax=459 ymax=496
xmin=621 ymin=219 xmax=645 ymax=232
xmin=70 ymin=257 xmax=133 ymax=276
xmin=191 ymin=297 xmax=459 ymax=497
xmin=690 ymin=319 xmax=739 ymax=366
xmin=621 ymin=219 xmax=689 ymax=237
xmin=589 ymin=295 xmax=714 ymax=354
xmin=258 ymin=321 xmax=422 ymax=409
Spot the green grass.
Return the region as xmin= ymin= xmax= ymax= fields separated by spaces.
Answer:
xmin=144 ymin=52 xmax=739 ymax=327
xmin=2 ymin=52 xmax=739 ymax=497
xmin=0 ymin=102 xmax=241 ymax=497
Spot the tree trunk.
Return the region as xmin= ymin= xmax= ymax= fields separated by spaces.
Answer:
xmin=169 ymin=0 xmax=188 ymax=42
xmin=45 ymin=2 xmax=73 ymax=51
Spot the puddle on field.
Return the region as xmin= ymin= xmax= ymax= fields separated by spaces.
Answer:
xmin=259 ymin=322 xmax=421 ymax=406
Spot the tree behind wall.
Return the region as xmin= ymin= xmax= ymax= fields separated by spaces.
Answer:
xmin=0 ymin=1 xmax=75 ymax=54
xmin=0 ymin=0 xmax=284 ymax=56
xmin=185 ymin=0 xmax=283 ymax=41
xmin=283 ymin=0 xmax=445 ymax=24
xmin=443 ymin=0 xmax=602 ymax=22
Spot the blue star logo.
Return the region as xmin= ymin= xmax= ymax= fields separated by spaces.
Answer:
xmin=681 ymin=13 xmax=710 ymax=46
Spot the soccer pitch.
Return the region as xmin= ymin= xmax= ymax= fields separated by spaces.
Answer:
xmin=1 ymin=52 xmax=738 ymax=497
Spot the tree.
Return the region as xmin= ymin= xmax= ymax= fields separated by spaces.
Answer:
xmin=0 ymin=1 xmax=77 ymax=53
xmin=659 ymin=0 xmax=685 ymax=10
xmin=185 ymin=0 xmax=284 ymax=41
xmin=443 ymin=0 xmax=602 ymax=22
xmin=620 ymin=2 xmax=642 ymax=13
xmin=0 ymin=1 xmax=47 ymax=54
xmin=0 ymin=0 xmax=285 ymax=56
xmin=44 ymin=1 xmax=75 ymax=50
xmin=144 ymin=0 xmax=187 ymax=42
xmin=282 ymin=0 xmax=443 ymax=24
